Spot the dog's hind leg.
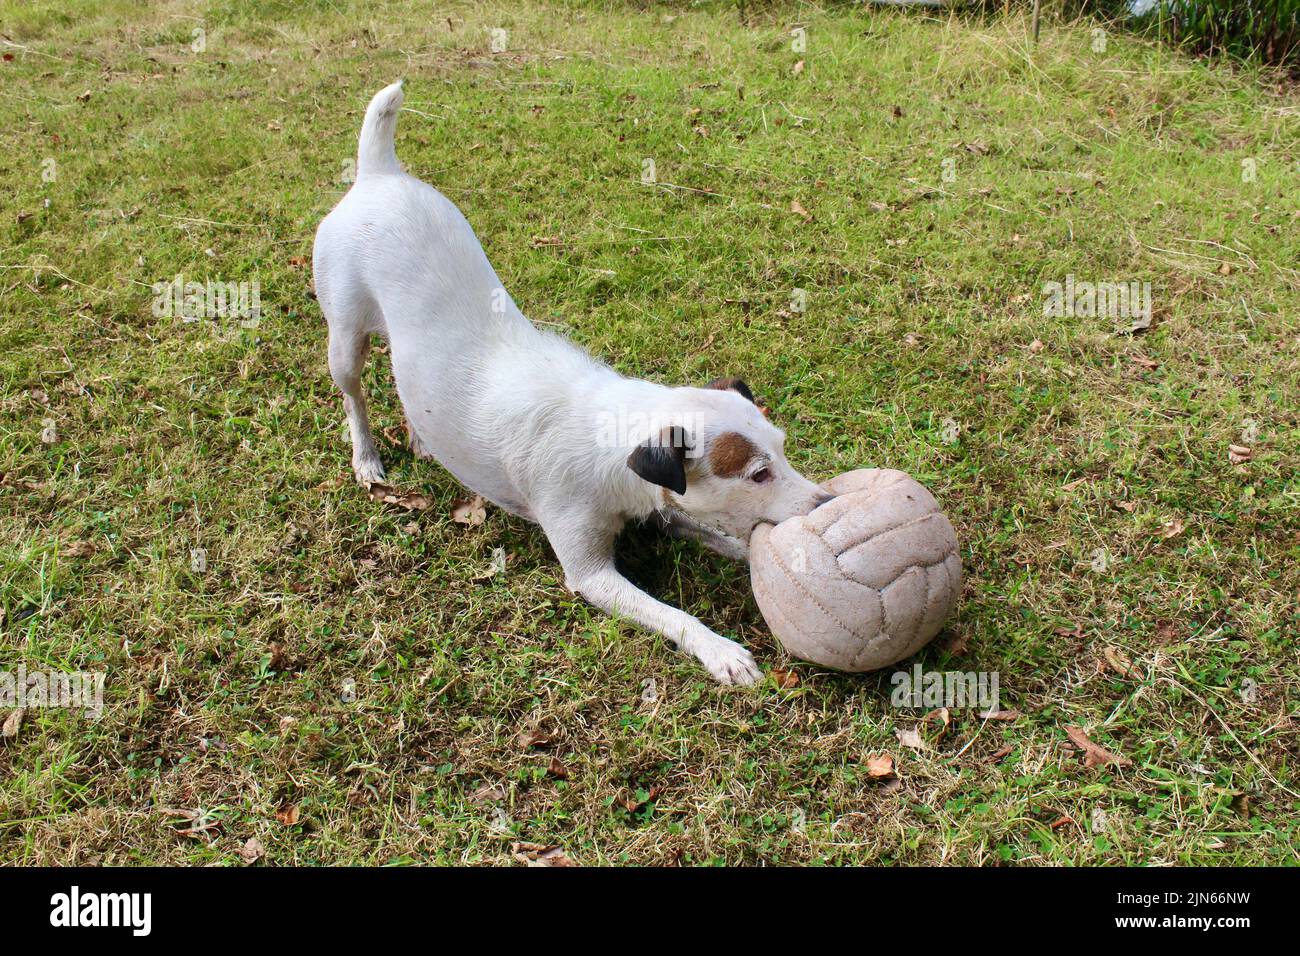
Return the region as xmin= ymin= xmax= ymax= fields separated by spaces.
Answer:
xmin=328 ymin=323 xmax=386 ymax=486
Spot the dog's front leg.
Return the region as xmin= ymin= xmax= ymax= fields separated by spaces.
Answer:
xmin=575 ymin=564 xmax=764 ymax=686
xmin=654 ymin=510 xmax=750 ymax=563
xmin=542 ymin=515 xmax=762 ymax=686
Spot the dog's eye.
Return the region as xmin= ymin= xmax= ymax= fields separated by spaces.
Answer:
xmin=750 ymin=467 xmax=772 ymax=484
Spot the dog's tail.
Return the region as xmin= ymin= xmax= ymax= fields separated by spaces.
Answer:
xmin=356 ymin=80 xmax=404 ymax=177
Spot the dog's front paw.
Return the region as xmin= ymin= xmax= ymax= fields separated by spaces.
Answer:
xmin=693 ymin=634 xmax=762 ymax=686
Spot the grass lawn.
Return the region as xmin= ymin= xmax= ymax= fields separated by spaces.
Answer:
xmin=1 ymin=0 xmax=1297 ymax=866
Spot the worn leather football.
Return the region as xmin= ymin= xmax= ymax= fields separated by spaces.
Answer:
xmin=750 ymin=469 xmax=961 ymax=672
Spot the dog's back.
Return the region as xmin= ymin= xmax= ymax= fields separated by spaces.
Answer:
xmin=312 ymin=82 xmax=613 ymax=515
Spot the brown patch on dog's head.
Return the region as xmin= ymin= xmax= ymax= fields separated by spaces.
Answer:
xmin=709 ymin=431 xmax=759 ymax=479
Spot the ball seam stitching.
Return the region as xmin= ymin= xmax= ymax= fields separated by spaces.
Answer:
xmin=830 ymin=512 xmax=942 ymax=561
xmin=768 ymin=539 xmax=872 ymax=647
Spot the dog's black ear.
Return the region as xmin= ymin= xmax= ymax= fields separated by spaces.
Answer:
xmin=627 ymin=425 xmax=689 ymax=495
xmin=705 ymin=376 xmax=755 ymax=405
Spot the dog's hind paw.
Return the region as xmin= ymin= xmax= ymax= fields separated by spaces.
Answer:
xmin=352 ymin=451 xmax=386 ymax=487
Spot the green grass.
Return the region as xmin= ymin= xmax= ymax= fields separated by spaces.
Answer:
xmin=0 ymin=0 xmax=1297 ymax=866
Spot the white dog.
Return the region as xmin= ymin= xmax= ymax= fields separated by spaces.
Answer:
xmin=313 ymin=82 xmax=831 ymax=684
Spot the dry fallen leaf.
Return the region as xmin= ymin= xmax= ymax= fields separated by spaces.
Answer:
xmin=621 ymin=785 xmax=662 ymax=814
xmin=988 ymin=744 xmax=1014 ymax=764
xmin=1101 ymin=646 xmax=1139 ymax=679
xmin=366 ymin=482 xmax=432 ymax=512
xmin=516 ymin=727 xmax=553 ymax=749
xmin=771 ymin=668 xmax=799 ymax=689
xmin=1153 ymin=620 xmax=1181 ymax=643
xmin=469 ymin=782 xmax=507 ymax=804
xmin=939 ymin=629 xmax=970 ymax=655
xmin=791 ymin=59 xmax=804 ymax=76
xmin=790 ymin=199 xmax=811 ymax=220
xmin=164 ymin=807 xmax=219 ymax=838
xmin=275 ymin=804 xmax=300 ymax=826
xmin=451 ymin=494 xmax=487 ymax=527
xmin=639 ymin=676 xmax=659 ymax=704
xmin=924 ymin=707 xmax=951 ymax=733
xmin=1063 ymin=725 xmax=1133 ymax=769
xmin=546 ymin=756 xmax=569 ymax=780
xmin=176 ymin=824 xmax=219 ymax=839
xmin=866 ymin=753 xmax=896 ymax=778
xmin=895 ymin=728 xmax=925 ymax=750
xmin=979 ymin=707 xmax=1022 ymax=721
xmin=2 ymin=708 xmax=24 ymax=739
xmin=471 ymin=548 xmax=509 ymax=581
xmin=690 ymin=330 xmax=717 ymax=355
xmin=64 ymin=539 xmax=95 ymax=558
xmin=239 ymin=837 xmax=265 ymax=864
xmin=512 ymin=842 xmax=577 ymax=867
xmin=1049 ymin=813 xmax=1074 ymax=830
xmin=1160 ymin=517 xmax=1186 ymax=540
xmin=1228 ymin=444 xmax=1253 ymax=464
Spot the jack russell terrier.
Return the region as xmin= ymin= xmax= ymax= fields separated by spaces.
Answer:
xmin=313 ymin=82 xmax=831 ymax=684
